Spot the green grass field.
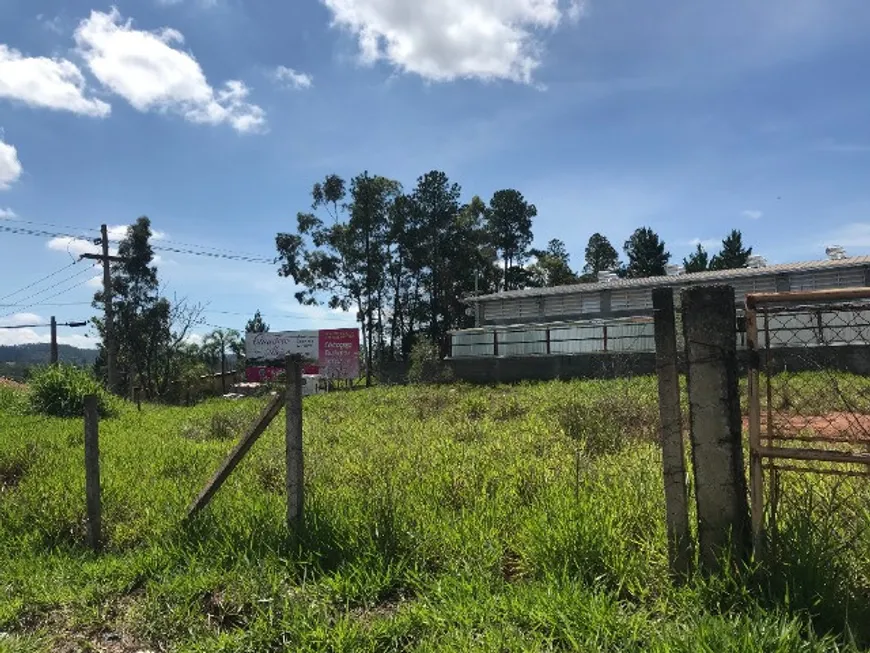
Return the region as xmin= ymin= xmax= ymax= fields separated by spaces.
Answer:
xmin=1 ymin=376 xmax=869 ymax=652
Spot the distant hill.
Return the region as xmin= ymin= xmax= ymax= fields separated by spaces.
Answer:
xmin=0 ymin=343 xmax=99 ymax=366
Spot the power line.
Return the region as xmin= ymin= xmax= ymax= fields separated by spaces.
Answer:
xmin=0 ymin=261 xmax=78 ymax=302
xmin=151 ymin=244 xmax=274 ymax=264
xmin=1 ymin=264 xmax=97 ymax=311
xmin=0 ymin=320 xmax=88 ymax=330
xmin=2 ymin=223 xmax=275 ymax=265
xmin=0 ymin=272 xmax=97 ymax=321
xmin=158 ymin=238 xmax=273 ymax=259
xmin=0 ymin=223 xmax=83 ymax=240
xmin=203 ymin=308 xmax=355 ymax=322
xmin=1 ymin=218 xmax=98 ymax=236
xmin=0 ymin=301 xmax=91 ymax=308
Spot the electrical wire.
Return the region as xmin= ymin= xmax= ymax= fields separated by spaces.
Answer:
xmin=0 ymin=301 xmax=91 ymax=308
xmin=151 ymin=244 xmax=274 ymax=264
xmin=0 ymin=261 xmax=79 ymax=302
xmin=0 ymin=218 xmax=98 ymax=236
xmin=0 ymin=320 xmax=88 ymax=330
xmin=1 ymin=223 xmax=276 ymax=264
xmin=0 ymin=223 xmax=84 ymax=240
xmin=204 ymin=308 xmax=354 ymax=322
xmin=0 ymin=267 xmax=98 ymax=320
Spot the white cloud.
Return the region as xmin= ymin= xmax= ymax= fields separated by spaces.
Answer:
xmin=85 ymin=275 xmax=103 ymax=289
xmin=273 ymin=66 xmax=313 ymax=90
xmin=36 ymin=14 xmax=65 ymax=35
xmin=321 ymin=0 xmax=580 ymax=84
xmin=566 ymin=0 xmax=587 ymax=21
xmin=46 ymin=236 xmax=102 ymax=257
xmin=0 ymin=44 xmax=111 ymax=117
xmin=0 ymin=208 xmax=16 ymax=219
xmin=0 ymin=312 xmax=44 ymax=327
xmin=0 ymin=325 xmax=96 ymax=348
xmin=742 ymin=209 xmax=763 ymax=220
xmin=73 ymin=9 xmax=266 ymax=133
xmin=0 ymin=138 xmax=23 ymax=190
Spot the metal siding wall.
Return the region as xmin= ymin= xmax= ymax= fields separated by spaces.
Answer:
xmin=606 ymin=322 xmax=655 ymax=352
xmin=499 ymin=328 xmax=548 ymax=355
xmin=751 ymin=277 xmax=778 ymax=293
xmin=549 ymin=324 xmax=605 ymax=354
xmin=627 ymin=289 xmax=653 ymax=311
xmin=451 ymin=331 xmax=495 ymax=358
xmin=581 ymin=294 xmax=601 ymax=314
xmin=611 ymin=290 xmax=631 ymax=312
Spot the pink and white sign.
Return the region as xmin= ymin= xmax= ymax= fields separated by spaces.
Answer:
xmin=245 ymin=328 xmax=360 ymax=380
xmin=318 ymin=329 xmax=360 ymax=380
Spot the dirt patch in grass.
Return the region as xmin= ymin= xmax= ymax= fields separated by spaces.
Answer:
xmin=0 ymin=377 xmax=25 ymax=389
xmin=743 ymin=412 xmax=870 ymax=440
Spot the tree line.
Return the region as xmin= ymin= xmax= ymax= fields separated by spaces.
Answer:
xmin=89 ymin=181 xmax=754 ymax=396
xmin=275 ymin=169 xmax=754 ymax=384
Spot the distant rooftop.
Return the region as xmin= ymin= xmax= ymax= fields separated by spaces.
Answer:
xmin=469 ymin=256 xmax=870 ymax=303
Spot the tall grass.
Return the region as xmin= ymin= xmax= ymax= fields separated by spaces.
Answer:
xmin=0 ymin=376 xmax=867 ymax=651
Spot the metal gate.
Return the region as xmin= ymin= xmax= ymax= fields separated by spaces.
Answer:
xmin=745 ymin=288 xmax=870 ymax=558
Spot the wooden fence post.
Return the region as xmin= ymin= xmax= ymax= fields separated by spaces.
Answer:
xmin=83 ymin=395 xmax=102 ymax=551
xmin=652 ymin=288 xmax=692 ymax=578
xmin=745 ymin=301 xmax=765 ymax=559
xmin=682 ymin=286 xmax=750 ymax=573
xmin=286 ymin=355 xmax=304 ymax=528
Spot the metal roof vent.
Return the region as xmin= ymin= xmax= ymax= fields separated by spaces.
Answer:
xmin=826 ymin=246 xmax=847 ymax=261
xmin=746 ymin=255 xmax=768 ymax=268
xmin=597 ymin=270 xmax=619 ymax=283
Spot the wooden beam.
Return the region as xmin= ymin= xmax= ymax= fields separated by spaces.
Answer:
xmin=185 ymin=391 xmax=285 ymax=520
xmin=757 ymin=446 xmax=870 ymax=466
xmin=79 ymin=253 xmax=126 ymax=264
xmin=745 ymin=306 xmax=764 ymax=559
xmin=84 ymin=395 xmax=102 ymax=551
xmin=746 ymin=287 xmax=870 ymax=309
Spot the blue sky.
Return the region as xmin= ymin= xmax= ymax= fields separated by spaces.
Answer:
xmin=1 ymin=0 xmax=870 ymax=347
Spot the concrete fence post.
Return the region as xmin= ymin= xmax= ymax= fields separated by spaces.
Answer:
xmin=652 ymin=288 xmax=692 ymax=578
xmin=682 ymin=285 xmax=750 ymax=572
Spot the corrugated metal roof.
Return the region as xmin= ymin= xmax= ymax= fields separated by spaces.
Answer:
xmin=469 ymin=256 xmax=870 ymax=303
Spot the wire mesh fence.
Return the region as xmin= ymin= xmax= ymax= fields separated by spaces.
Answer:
xmin=746 ymin=290 xmax=870 ymax=577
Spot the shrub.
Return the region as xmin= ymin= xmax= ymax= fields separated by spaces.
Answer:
xmin=28 ymin=364 xmax=116 ymax=418
xmin=408 ymin=338 xmax=453 ymax=384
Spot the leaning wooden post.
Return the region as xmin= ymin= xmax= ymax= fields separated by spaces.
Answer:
xmin=682 ymin=286 xmax=750 ymax=573
xmin=652 ymin=288 xmax=692 ymax=579
xmin=285 ymin=355 xmax=304 ymax=529
xmin=83 ymin=395 xmax=102 ymax=552
xmin=745 ymin=298 xmax=765 ymax=560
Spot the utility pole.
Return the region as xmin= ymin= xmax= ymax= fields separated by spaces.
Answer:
xmin=81 ymin=225 xmax=124 ymax=392
xmin=50 ymin=316 xmax=58 ymax=364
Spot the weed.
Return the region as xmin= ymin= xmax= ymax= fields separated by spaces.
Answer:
xmin=27 ymin=365 xmax=117 ymax=419
xmin=1 ymin=375 xmax=868 ymax=651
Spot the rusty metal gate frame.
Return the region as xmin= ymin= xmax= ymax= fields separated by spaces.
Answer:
xmin=745 ymin=287 xmax=870 ymax=556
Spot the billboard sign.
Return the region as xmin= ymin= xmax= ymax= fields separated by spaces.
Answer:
xmin=245 ymin=328 xmax=360 ymax=380
xmin=246 ymin=331 xmax=318 ymax=362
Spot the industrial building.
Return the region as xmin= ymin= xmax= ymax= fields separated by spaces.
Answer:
xmin=450 ymin=255 xmax=870 ymax=361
